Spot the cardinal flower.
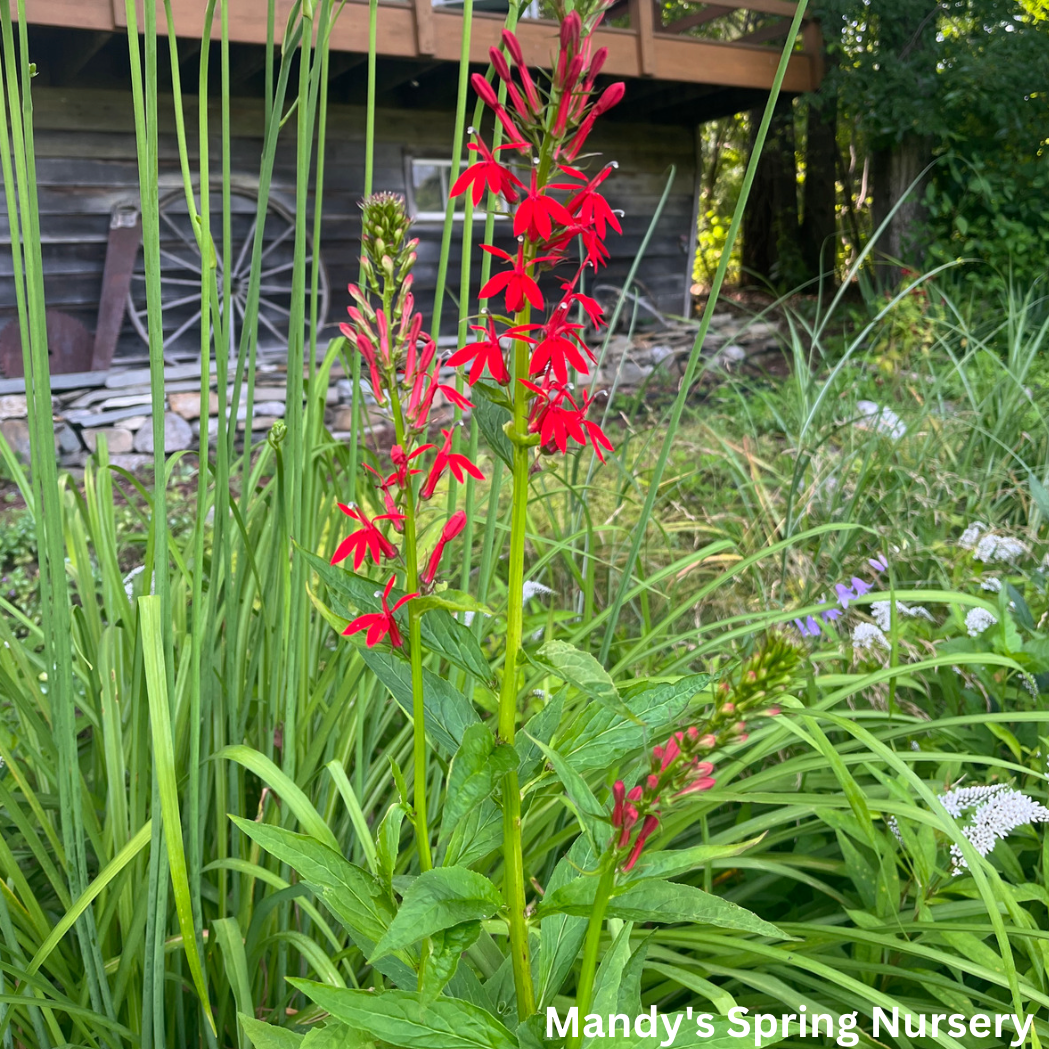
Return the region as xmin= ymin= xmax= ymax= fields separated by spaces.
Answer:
xmin=558 ymin=163 xmax=623 ymax=240
xmin=420 ymin=427 xmax=485 ymax=499
xmin=421 ymin=510 xmax=468 ymax=586
xmin=331 ymin=503 xmax=404 ymax=569
xmin=450 ymin=137 xmax=525 ymax=206
xmin=343 ymin=575 xmax=417 ymax=648
xmin=524 ymin=382 xmax=587 ymax=453
xmin=479 ymin=242 xmax=551 ymax=314
xmin=515 ymin=170 xmax=574 ymax=242
xmin=529 ymin=308 xmax=592 ymax=384
xmin=447 ymin=318 xmax=536 ymax=385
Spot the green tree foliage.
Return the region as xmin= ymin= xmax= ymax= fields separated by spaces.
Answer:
xmin=819 ymin=0 xmax=1049 ymax=282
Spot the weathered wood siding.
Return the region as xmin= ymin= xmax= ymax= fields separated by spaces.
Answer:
xmin=0 ymin=86 xmax=695 ymax=362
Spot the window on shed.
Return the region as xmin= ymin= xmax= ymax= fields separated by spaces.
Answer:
xmin=405 ymin=156 xmax=520 ymax=222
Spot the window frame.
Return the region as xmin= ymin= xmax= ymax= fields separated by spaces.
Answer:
xmin=403 ymin=154 xmax=518 ymax=223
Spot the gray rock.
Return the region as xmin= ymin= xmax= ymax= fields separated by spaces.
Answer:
xmin=108 ymin=454 xmax=153 ymax=472
xmin=0 ymin=394 xmax=28 ymax=419
xmin=133 ymin=412 xmax=193 ymax=453
xmin=83 ymin=427 xmax=134 ymax=454
xmin=0 ymin=418 xmax=31 ymax=461
xmin=55 ymin=423 xmax=82 ymax=456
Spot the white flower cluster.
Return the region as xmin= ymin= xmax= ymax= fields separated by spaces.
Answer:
xmin=958 ymin=522 xmax=987 ymax=550
xmin=886 ymin=814 xmax=903 ymax=844
xmin=965 ymin=607 xmax=998 ymax=637
xmin=851 ymin=622 xmax=889 ymax=651
xmin=870 ymin=600 xmax=934 ymax=632
xmin=980 ymin=577 xmax=1002 ymax=593
xmin=855 ymin=400 xmax=907 ymax=440
xmin=974 ymin=533 xmax=1027 ymax=564
xmin=940 ymin=785 xmax=1049 ymax=873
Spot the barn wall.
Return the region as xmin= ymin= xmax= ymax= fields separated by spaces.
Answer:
xmin=0 ymin=86 xmax=695 ymax=362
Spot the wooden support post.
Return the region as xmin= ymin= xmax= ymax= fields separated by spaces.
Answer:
xmin=629 ymin=0 xmax=656 ymax=76
xmin=91 ymin=206 xmax=142 ymax=371
xmin=801 ymin=18 xmax=825 ymax=84
xmin=413 ymin=0 xmax=436 ymax=56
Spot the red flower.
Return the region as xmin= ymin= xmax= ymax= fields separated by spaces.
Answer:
xmin=420 ymin=427 xmax=485 ymax=499
xmin=331 ymin=503 xmax=404 ymax=569
xmin=447 ymin=317 xmax=536 ymax=385
xmin=558 ymin=163 xmax=623 ymax=240
xmin=524 ymin=382 xmax=587 ymax=453
xmin=478 ymin=242 xmax=551 ymax=315
xmin=340 ymin=324 xmax=386 ymax=405
xmin=450 ymin=137 xmax=525 ymax=206
xmin=343 ymin=575 xmax=417 ymax=648
xmin=622 ymin=814 xmax=659 ymax=872
xmin=421 ymin=510 xmax=468 ymax=586
xmin=561 ymin=285 xmax=605 ymax=326
xmin=529 ymin=307 xmax=591 ymax=384
xmin=514 ymin=170 xmax=573 ymax=243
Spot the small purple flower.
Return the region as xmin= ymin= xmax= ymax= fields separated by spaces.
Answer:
xmin=794 ymin=616 xmax=822 ymax=638
xmin=869 ymin=553 xmax=888 ymax=572
xmin=850 ymin=576 xmax=873 ymax=598
xmin=821 ymin=606 xmax=843 ymax=623
xmin=835 ymin=582 xmax=856 ymax=608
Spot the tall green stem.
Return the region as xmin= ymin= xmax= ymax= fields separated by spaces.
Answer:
xmin=388 ymin=396 xmax=433 ymax=872
xmin=566 ymin=862 xmax=616 ymax=1049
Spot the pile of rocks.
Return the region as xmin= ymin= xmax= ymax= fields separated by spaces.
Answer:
xmin=0 ymin=311 xmax=783 ymax=474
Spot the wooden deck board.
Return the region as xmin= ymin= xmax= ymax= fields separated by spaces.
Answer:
xmin=25 ymin=0 xmax=819 ymax=92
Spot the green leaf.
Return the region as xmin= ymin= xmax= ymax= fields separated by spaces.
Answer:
xmin=525 ymin=734 xmax=607 ymax=847
xmin=301 ymin=547 xmax=491 ymax=683
xmin=443 ymin=798 xmax=504 ymax=869
xmin=420 ymin=921 xmax=482 ymax=1003
xmin=376 ymin=803 xmax=408 ymax=893
xmin=537 ymin=837 xmax=594 ymax=1008
xmin=587 ymin=922 xmax=634 ymax=1045
xmin=556 ymin=674 xmax=709 ymax=773
xmin=541 ymin=877 xmax=788 ymax=939
xmin=239 ymin=1016 xmax=303 ymax=1049
xmin=517 ymin=688 xmax=565 ymax=780
xmin=536 ymin=640 xmax=637 ymax=722
xmin=441 ymin=724 xmax=517 ymax=845
xmin=301 ymin=1023 xmax=372 ymax=1049
xmin=370 ymin=866 xmax=505 ymax=960
xmin=286 ymin=983 xmax=518 ymax=1049
xmin=230 ymin=817 xmax=394 ymax=947
xmin=624 ymin=837 xmax=765 ymax=882
xmin=413 ymin=589 xmax=494 ymax=618
xmin=472 ymin=383 xmax=515 ymax=468
xmin=360 ymin=646 xmax=480 ymax=757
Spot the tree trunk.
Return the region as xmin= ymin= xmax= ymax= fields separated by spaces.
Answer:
xmin=742 ymin=98 xmax=800 ymax=289
xmin=800 ymin=89 xmax=838 ymax=293
xmin=871 ymin=134 xmax=931 ymax=284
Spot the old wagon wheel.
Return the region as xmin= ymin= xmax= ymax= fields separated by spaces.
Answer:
xmin=126 ymin=183 xmax=329 ymax=361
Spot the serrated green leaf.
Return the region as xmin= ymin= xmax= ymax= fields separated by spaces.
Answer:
xmin=239 ymin=1016 xmax=303 ymax=1049
xmin=472 ymin=383 xmax=515 ymax=468
xmin=360 ymin=646 xmax=479 ymax=757
xmin=537 ymin=640 xmax=638 ymax=722
xmin=231 ymin=818 xmax=394 ymax=946
xmin=540 ymin=877 xmax=788 ymax=939
xmin=537 ymin=837 xmax=594 ymax=1007
xmin=420 ymin=921 xmax=482 ymax=1003
xmin=413 ymin=589 xmax=494 ymax=618
xmin=525 ymin=733 xmax=607 ymax=847
xmin=440 ymin=724 xmax=517 ymax=845
xmin=371 ymin=867 xmax=504 ymax=959
xmin=624 ymin=837 xmax=765 ymax=882
xmin=286 ymin=983 xmax=518 ymax=1049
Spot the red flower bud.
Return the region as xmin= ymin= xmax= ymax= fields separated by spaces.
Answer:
xmin=560 ymin=11 xmax=581 ymax=53
xmin=502 ymin=28 xmax=524 ymax=66
xmin=585 ymin=46 xmax=608 ymax=85
xmin=646 ymin=774 xmax=659 ymax=793
xmin=623 ymin=814 xmax=659 ymax=871
xmin=675 ymin=776 xmax=716 ymax=797
xmin=592 ymin=82 xmax=625 ymax=116
xmin=721 ymin=702 xmax=736 ymax=715
xmin=611 ymin=779 xmax=625 ymax=828
xmin=686 ymin=726 xmax=700 ymax=742
xmin=471 ymin=72 xmax=499 ymax=109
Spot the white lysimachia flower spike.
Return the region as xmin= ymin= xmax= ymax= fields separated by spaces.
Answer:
xmin=958 ymin=522 xmax=986 ymax=550
xmin=521 ymin=580 xmax=554 ymax=603
xmin=851 ymin=622 xmax=889 ymax=651
xmin=980 ymin=577 xmax=1002 ymax=592
xmin=974 ymin=533 xmax=1027 ymax=564
xmin=965 ymin=607 xmax=998 ymax=637
xmin=940 ymin=786 xmax=1049 ymax=873
xmin=870 ymin=600 xmax=934 ymax=632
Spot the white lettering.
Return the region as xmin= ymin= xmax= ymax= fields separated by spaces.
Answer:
xmin=1012 ymin=1014 xmax=1034 ymax=1047
xmin=547 ymin=1008 xmax=576 ymax=1039
xmin=873 ymin=1008 xmax=898 ymax=1038
xmin=659 ymin=1013 xmax=682 ymax=1047
xmin=727 ymin=1007 xmax=750 ymax=1039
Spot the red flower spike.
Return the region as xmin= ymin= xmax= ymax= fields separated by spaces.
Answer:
xmin=583 ymin=46 xmax=608 ymax=90
xmin=623 ymin=814 xmax=659 ymax=872
xmin=343 ymin=575 xmax=417 ymax=648
xmin=532 ymin=388 xmax=587 ymax=454
xmin=515 ymin=171 xmax=574 ymax=243
xmin=421 ymin=510 xmax=468 ymax=587
xmin=451 ymin=137 xmax=525 ymax=207
xmin=660 ymin=735 xmax=680 ymax=770
xmin=478 ymin=242 xmax=550 ymax=314
xmin=331 ymin=503 xmax=403 ymax=569
xmin=617 ymin=802 xmax=639 ymax=848
xmin=420 ymin=428 xmax=485 ymax=500
xmin=564 ymin=288 xmax=605 ymax=327
xmin=489 ymin=47 xmax=531 ymax=121
xmin=627 ymin=786 xmax=643 ymax=802
xmin=611 ymin=780 xmax=626 ymax=828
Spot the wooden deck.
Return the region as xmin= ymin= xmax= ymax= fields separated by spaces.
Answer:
xmin=25 ymin=0 xmax=821 ymax=93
